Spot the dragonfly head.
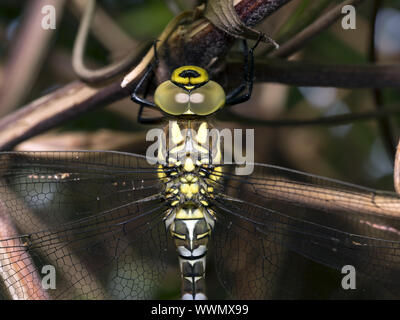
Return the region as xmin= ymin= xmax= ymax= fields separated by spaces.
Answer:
xmin=154 ymin=66 xmax=226 ymax=116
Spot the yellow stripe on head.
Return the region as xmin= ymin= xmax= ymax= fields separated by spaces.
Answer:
xmin=171 ymin=66 xmax=209 ymax=87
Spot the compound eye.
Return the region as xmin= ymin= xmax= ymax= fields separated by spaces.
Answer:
xmin=190 ymin=93 xmax=205 ymax=104
xmin=175 ymin=92 xmax=190 ymax=104
xmin=154 ymin=81 xmax=189 ymax=115
xmin=189 ymin=81 xmax=226 ymax=116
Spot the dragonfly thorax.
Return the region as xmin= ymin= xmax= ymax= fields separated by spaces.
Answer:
xmin=157 ymin=120 xmax=222 ymax=167
xmin=158 ymin=120 xmax=221 ymax=206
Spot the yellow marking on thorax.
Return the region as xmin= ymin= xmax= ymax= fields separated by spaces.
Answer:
xmin=180 ymin=183 xmax=199 ymax=199
xmin=171 ymin=121 xmax=184 ymax=144
xmin=171 ymin=200 xmax=180 ymax=206
xmin=196 ymin=122 xmax=208 ymax=145
xmin=181 ymin=175 xmax=198 ymax=183
xmin=157 ymin=164 xmax=167 ymax=180
xmin=200 ymin=200 xmax=209 ymax=206
xmin=184 ymin=157 xmax=195 ymax=172
xmin=209 ymin=165 xmax=222 ymax=181
xmin=176 ymin=207 xmax=205 ymax=220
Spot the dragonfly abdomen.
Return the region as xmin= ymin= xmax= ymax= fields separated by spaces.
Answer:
xmin=166 ymin=205 xmax=214 ymax=300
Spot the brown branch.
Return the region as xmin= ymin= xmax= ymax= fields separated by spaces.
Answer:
xmin=231 ymin=59 xmax=400 ymax=88
xmin=0 ymin=80 xmax=130 ymax=151
xmin=204 ymin=0 xmax=280 ymax=47
xmin=164 ymin=0 xmax=293 ymax=70
xmin=217 ymin=105 xmax=400 ymax=127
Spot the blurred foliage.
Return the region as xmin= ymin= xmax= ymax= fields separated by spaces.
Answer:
xmin=1 ymin=0 xmax=400 ymax=299
xmin=117 ymin=0 xmax=174 ymax=38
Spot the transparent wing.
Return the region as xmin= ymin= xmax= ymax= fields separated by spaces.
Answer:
xmin=208 ymin=163 xmax=400 ymax=299
xmin=0 ymin=151 xmax=170 ymax=300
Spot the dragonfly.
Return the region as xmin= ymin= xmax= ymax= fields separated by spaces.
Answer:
xmin=1 ymin=41 xmax=400 ymax=300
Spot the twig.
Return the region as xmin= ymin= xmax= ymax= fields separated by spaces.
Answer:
xmin=368 ymin=0 xmax=395 ymax=160
xmin=229 ymin=59 xmax=400 ymax=88
xmin=0 ymin=81 xmax=129 ymax=151
xmin=70 ymin=0 xmax=138 ymax=55
xmin=269 ymin=0 xmax=366 ymax=58
xmin=274 ymin=0 xmax=332 ymax=44
xmin=72 ymin=0 xmax=149 ymax=83
xmin=217 ymin=104 xmax=400 ymax=127
xmin=0 ymin=0 xmax=66 ymax=117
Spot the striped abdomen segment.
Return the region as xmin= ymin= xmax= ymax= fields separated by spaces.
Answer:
xmin=179 ymin=242 xmax=207 ymax=300
xmin=166 ymin=206 xmax=214 ymax=300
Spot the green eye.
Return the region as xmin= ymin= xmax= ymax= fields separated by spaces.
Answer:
xmin=188 ymin=81 xmax=225 ymax=116
xmin=154 ymin=80 xmax=226 ymax=116
xmin=154 ymin=81 xmax=189 ymax=115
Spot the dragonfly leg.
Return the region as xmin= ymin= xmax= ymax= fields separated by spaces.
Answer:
xmin=130 ymin=40 xmax=160 ymax=108
xmin=225 ymin=36 xmax=262 ymax=106
xmin=134 ymin=41 xmax=165 ymax=124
